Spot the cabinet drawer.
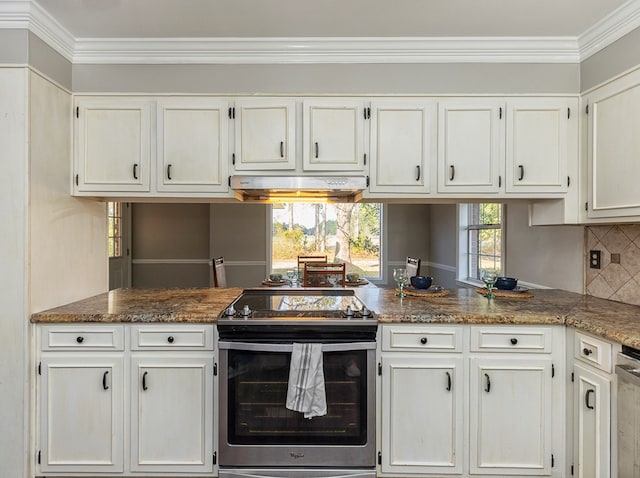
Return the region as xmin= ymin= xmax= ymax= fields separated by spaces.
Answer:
xmin=470 ymin=326 xmax=552 ymax=353
xmin=381 ymin=326 xmax=462 ymax=352
xmin=574 ymin=331 xmax=613 ymax=373
xmin=131 ymin=325 xmax=214 ymax=350
xmin=41 ymin=325 xmax=124 ymax=351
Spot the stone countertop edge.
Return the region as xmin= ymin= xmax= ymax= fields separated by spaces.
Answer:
xmin=30 ymin=286 xmax=640 ymax=349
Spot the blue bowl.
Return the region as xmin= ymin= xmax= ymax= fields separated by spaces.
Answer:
xmin=495 ymin=277 xmax=518 ymax=290
xmin=410 ymin=276 xmax=433 ymax=290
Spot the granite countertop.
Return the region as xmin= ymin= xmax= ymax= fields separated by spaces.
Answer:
xmin=30 ymin=286 xmax=640 ymax=349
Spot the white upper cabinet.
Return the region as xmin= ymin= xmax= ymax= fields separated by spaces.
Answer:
xmin=74 ymin=98 xmax=152 ymax=192
xmin=303 ymin=99 xmax=367 ymax=171
xmin=156 ymin=98 xmax=229 ymax=193
xmin=234 ymin=98 xmax=296 ymax=170
xmin=505 ymin=98 xmax=575 ymax=194
xmin=369 ymin=100 xmax=435 ymax=194
xmin=437 ymin=99 xmax=505 ymax=194
xmin=587 ymin=69 xmax=640 ymax=219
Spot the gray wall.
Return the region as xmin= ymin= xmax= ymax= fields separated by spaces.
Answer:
xmin=385 ymin=204 xmax=431 ymax=283
xmin=428 ymin=204 xmax=459 ymax=288
xmin=72 ymin=63 xmax=580 ymax=95
xmin=581 ymin=27 xmax=640 ymax=92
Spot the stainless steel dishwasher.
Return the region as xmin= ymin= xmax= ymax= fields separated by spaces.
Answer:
xmin=616 ymin=345 xmax=640 ymax=478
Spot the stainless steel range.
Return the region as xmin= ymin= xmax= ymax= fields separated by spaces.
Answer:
xmin=217 ymin=289 xmax=377 ymax=478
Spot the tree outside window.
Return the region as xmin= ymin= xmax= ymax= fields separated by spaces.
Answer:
xmin=461 ymin=203 xmax=503 ymax=281
xmin=272 ymin=203 xmax=381 ymax=278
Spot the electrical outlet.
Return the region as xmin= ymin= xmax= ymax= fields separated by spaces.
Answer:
xmin=589 ymin=250 xmax=601 ymax=269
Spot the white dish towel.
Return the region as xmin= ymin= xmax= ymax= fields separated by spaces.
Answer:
xmin=286 ymin=343 xmax=327 ymax=419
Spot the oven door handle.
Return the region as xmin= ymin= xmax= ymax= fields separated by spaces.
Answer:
xmin=218 ymin=341 xmax=376 ymax=352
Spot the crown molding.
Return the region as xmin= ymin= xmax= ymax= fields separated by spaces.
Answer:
xmin=0 ymin=0 xmax=639 ymax=65
xmin=579 ymin=0 xmax=640 ymax=60
xmin=72 ymin=36 xmax=581 ymax=64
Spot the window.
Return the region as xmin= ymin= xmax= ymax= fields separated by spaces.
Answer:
xmin=271 ymin=203 xmax=382 ymax=279
xmin=107 ymin=202 xmax=122 ymax=258
xmin=458 ymin=203 xmax=504 ymax=283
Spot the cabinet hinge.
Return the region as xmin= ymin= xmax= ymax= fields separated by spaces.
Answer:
xmin=499 ymin=106 xmax=503 ymax=119
xmin=571 ymin=464 xmax=574 ymax=475
xmin=37 ymin=450 xmax=41 ymax=464
xmin=364 ymin=107 xmax=371 ymax=119
xmin=568 ymin=107 xmax=571 ymax=119
xmin=75 ymin=106 xmax=79 ymax=118
xmin=213 ymin=451 xmax=217 ymax=465
xmin=552 ymin=364 xmax=555 ymax=378
xmin=366 ymin=176 xmax=370 ymax=188
xmin=571 ymin=371 xmax=574 ymax=382
xmin=551 ymin=454 xmax=554 ymax=468
xmin=586 ymin=104 xmax=589 ymax=115
xmin=228 ymin=176 xmax=231 ymax=187
xmin=228 ymin=107 xmax=235 ymax=119
xmin=498 ymin=175 xmax=502 ymax=188
xmin=75 ymin=174 xmax=79 ymax=186
xmin=232 ymin=153 xmax=236 ymax=165
xmin=378 ymin=451 xmax=382 ymax=465
xmin=567 ymin=176 xmax=570 ymax=188
xmin=38 ymin=362 xmax=41 ymax=375
xmin=377 ymin=362 xmax=382 ymax=376
xmin=213 ymin=362 xmax=218 ymax=376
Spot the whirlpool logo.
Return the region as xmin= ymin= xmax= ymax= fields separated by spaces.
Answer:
xmin=289 ymin=452 xmax=305 ymax=459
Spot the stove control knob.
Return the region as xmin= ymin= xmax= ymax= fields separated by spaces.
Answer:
xmin=362 ymin=306 xmax=370 ymax=317
xmin=345 ymin=305 xmax=354 ymax=317
xmin=225 ymin=305 xmax=236 ymax=317
xmin=242 ymin=305 xmax=251 ymax=317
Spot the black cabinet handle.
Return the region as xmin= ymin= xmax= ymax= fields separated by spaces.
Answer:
xmin=280 ymin=141 xmax=284 ymax=158
xmin=585 ymin=389 xmax=595 ymax=410
xmin=446 ymin=371 xmax=452 ymax=391
xmin=167 ymin=336 xmax=175 ymax=344
xmin=76 ymin=336 xmax=84 ymax=344
xmin=142 ymin=371 xmax=148 ymax=391
xmin=415 ymin=165 xmax=421 ymax=181
xmin=420 ymin=337 xmax=427 ymax=345
xmin=315 ymin=142 xmax=319 ymax=158
xmin=518 ymin=165 xmax=524 ymax=181
xmin=449 ymin=165 xmax=455 ymax=181
xmin=484 ymin=373 xmax=491 ymax=393
xmin=167 ymin=164 xmax=172 ymax=180
xmin=583 ymin=348 xmax=593 ymax=356
xmin=133 ymin=163 xmax=138 ymax=180
xmin=102 ymin=370 xmax=109 ymax=390
xmin=510 ymin=338 xmax=518 ymax=345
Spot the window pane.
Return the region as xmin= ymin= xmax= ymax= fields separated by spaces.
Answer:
xmin=466 ymin=203 xmax=503 ymax=280
xmin=272 ymin=203 xmax=381 ymax=279
xmin=107 ymin=201 xmax=123 ymax=259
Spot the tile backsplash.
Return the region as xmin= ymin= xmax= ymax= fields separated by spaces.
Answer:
xmin=586 ymin=224 xmax=640 ymax=306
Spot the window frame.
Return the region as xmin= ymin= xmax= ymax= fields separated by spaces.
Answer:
xmin=107 ymin=201 xmax=122 ymax=259
xmin=457 ymin=203 xmax=505 ymax=287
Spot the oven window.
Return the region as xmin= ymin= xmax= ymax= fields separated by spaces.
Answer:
xmin=227 ymin=349 xmax=368 ymax=445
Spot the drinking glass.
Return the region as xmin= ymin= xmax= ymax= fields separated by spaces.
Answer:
xmin=393 ymin=268 xmax=409 ymax=297
xmin=482 ymin=269 xmax=498 ymax=299
xmin=286 ymin=269 xmax=295 ymax=286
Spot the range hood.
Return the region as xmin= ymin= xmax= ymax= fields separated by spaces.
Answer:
xmin=230 ymin=175 xmax=367 ymax=203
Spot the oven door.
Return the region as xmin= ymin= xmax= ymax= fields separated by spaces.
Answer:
xmin=218 ymin=340 xmax=376 ymax=468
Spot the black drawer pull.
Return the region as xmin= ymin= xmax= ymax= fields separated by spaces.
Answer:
xmin=133 ymin=163 xmax=138 ymax=180
xmin=446 ymin=371 xmax=452 ymax=391
xmin=585 ymin=389 xmax=595 ymax=410
xmin=449 ymin=164 xmax=455 ymax=181
xmin=142 ymin=371 xmax=148 ymax=391
xmin=510 ymin=338 xmax=518 ymax=345
xmin=167 ymin=336 xmax=175 ymax=344
xmin=484 ymin=373 xmax=491 ymax=393
xmin=420 ymin=337 xmax=428 ymax=345
xmin=102 ymin=370 xmax=109 ymax=390
xmin=583 ymin=348 xmax=593 ymax=356
xmin=76 ymin=336 xmax=84 ymax=344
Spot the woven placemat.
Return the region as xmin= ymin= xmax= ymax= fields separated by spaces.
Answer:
xmin=399 ymin=287 xmax=449 ymax=298
xmin=475 ymin=287 xmax=534 ymax=299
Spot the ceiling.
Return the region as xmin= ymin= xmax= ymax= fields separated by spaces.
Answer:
xmin=35 ymin=0 xmax=626 ymax=39
xmin=4 ymin=0 xmax=639 ymax=63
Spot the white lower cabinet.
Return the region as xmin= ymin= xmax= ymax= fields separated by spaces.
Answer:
xmin=131 ymin=355 xmax=214 ymax=473
xmin=36 ymin=323 xmax=216 ymax=477
xmin=379 ymin=324 xmax=563 ymax=477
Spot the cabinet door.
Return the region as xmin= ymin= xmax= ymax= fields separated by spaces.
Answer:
xmin=369 ymin=100 xmax=434 ymax=194
xmin=380 ymin=355 xmax=463 ymax=475
xmin=75 ymin=98 xmax=152 ymax=192
xmin=587 ymin=73 xmax=640 ymax=218
xmin=234 ymin=98 xmax=296 ymax=170
xmin=131 ymin=355 xmax=214 ymax=473
xmin=574 ymin=363 xmax=611 ymax=478
xmin=39 ymin=355 xmax=124 ymax=473
xmin=469 ymin=357 xmax=552 ymax=475
xmin=506 ymin=98 xmax=575 ymax=193
xmin=438 ymin=99 xmax=504 ymax=193
xmin=157 ymin=98 xmax=229 ymax=192
xmin=303 ymin=99 xmax=366 ymax=171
